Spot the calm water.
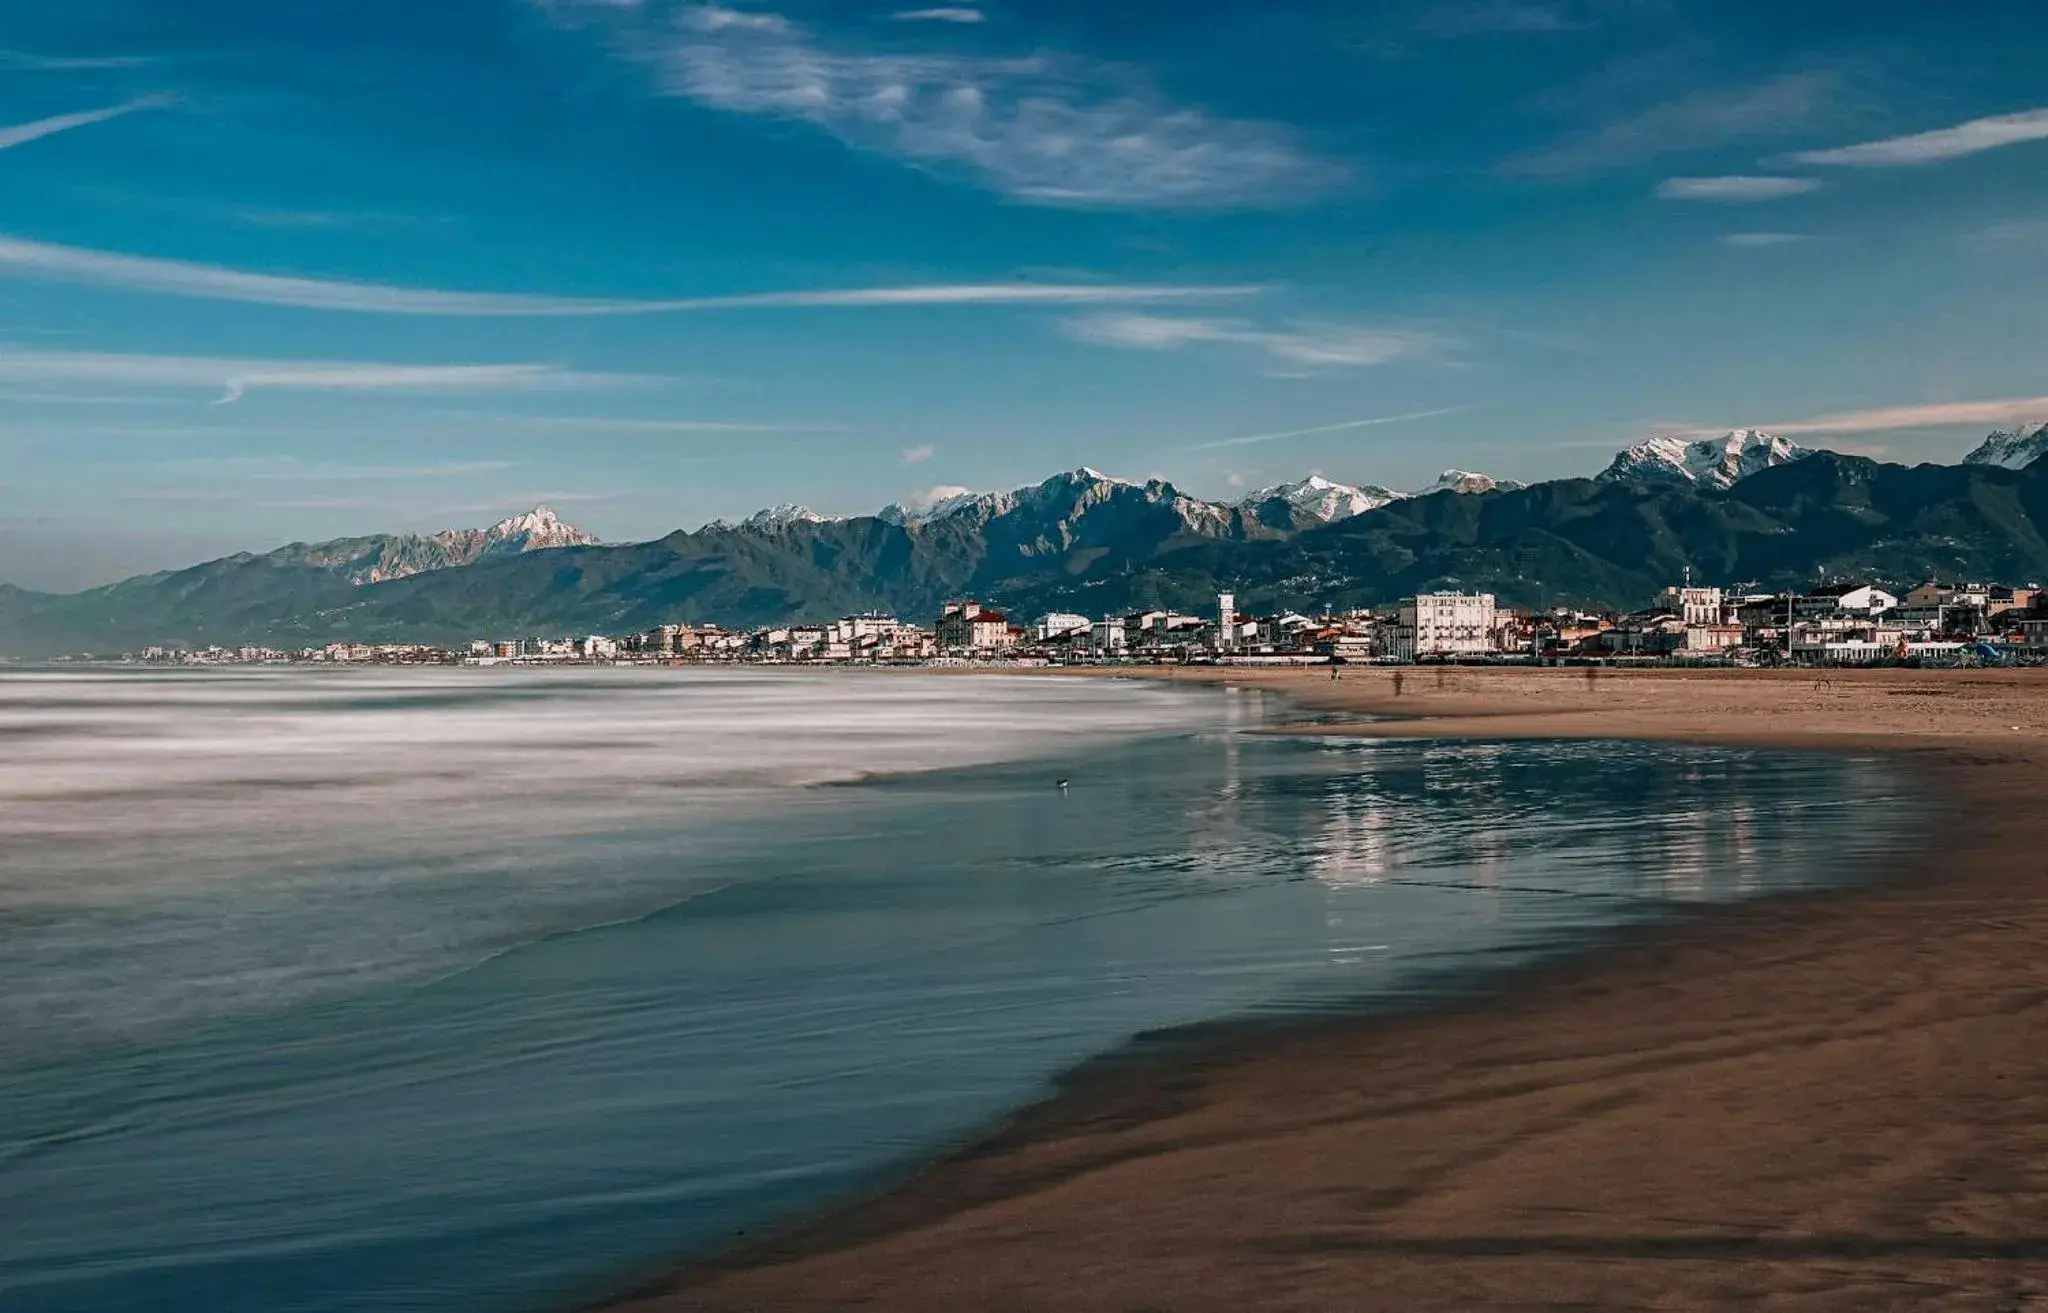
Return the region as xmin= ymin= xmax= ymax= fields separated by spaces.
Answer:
xmin=0 ymin=669 xmax=1920 ymax=1313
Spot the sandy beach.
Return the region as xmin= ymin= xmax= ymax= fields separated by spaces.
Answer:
xmin=605 ymin=667 xmax=2048 ymax=1312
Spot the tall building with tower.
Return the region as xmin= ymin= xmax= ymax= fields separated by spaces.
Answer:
xmin=1217 ymin=592 xmax=1236 ymax=651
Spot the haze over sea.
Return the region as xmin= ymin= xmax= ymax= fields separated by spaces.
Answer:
xmin=0 ymin=670 xmax=1919 ymax=1313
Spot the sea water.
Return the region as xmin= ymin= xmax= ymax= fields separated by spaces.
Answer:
xmin=0 ymin=668 xmax=1918 ymax=1313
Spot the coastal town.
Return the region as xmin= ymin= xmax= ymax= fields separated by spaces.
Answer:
xmin=108 ymin=578 xmax=2048 ymax=668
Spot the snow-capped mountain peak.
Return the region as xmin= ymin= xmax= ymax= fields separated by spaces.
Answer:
xmin=1415 ymin=469 xmax=1522 ymax=496
xmin=1962 ymin=422 xmax=2048 ymax=470
xmin=878 ymin=486 xmax=1008 ymax=526
xmin=1599 ymin=428 xmax=1811 ymax=489
xmin=478 ymin=505 xmax=598 ymax=552
xmin=1237 ymin=474 xmax=1399 ymax=524
xmin=308 ymin=506 xmax=597 ymax=586
xmin=740 ymin=503 xmax=840 ymax=529
xmin=425 ymin=505 xmax=597 ymax=568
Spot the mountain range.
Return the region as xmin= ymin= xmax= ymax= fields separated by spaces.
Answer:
xmin=263 ymin=506 xmax=598 ymax=586
xmin=3 ymin=428 xmax=2044 ymax=656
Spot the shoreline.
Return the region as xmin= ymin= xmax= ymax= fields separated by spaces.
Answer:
xmin=597 ymin=668 xmax=2048 ymax=1311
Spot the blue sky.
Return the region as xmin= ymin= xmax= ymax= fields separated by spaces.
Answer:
xmin=4 ymin=0 xmax=2048 ymax=588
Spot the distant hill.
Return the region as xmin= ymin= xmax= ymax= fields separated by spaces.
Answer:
xmin=6 ymin=446 xmax=2047 ymax=656
xmin=0 ymin=506 xmax=597 ymax=655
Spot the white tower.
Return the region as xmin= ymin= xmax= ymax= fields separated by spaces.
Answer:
xmin=1217 ymin=591 xmax=1236 ymax=651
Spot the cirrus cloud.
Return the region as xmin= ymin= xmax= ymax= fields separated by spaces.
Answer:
xmin=0 ymin=347 xmax=642 ymax=405
xmin=539 ymin=1 xmax=1339 ymax=209
xmin=0 ymin=94 xmax=172 ymax=153
xmin=1504 ymin=72 xmax=1842 ymax=178
xmin=1188 ymin=406 xmax=1472 ymax=451
xmin=1721 ymin=231 xmax=1811 ymax=248
xmin=0 ymin=234 xmax=1259 ymax=315
xmin=1063 ymin=313 xmax=1449 ymax=373
xmin=1655 ymin=175 xmax=1820 ymax=202
xmin=1660 ymin=396 xmax=2048 ymax=439
xmin=1788 ymin=107 xmax=2048 ymax=167
xmin=892 ymin=7 xmax=984 ymax=22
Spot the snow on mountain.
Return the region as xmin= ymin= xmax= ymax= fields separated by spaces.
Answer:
xmin=1236 ymin=474 xmax=1400 ymax=524
xmin=739 ymin=503 xmax=842 ymax=529
xmin=878 ymin=485 xmax=1012 ymax=526
xmin=880 ymin=469 xmax=1149 ymax=529
xmin=764 ymin=464 xmax=1517 ymax=543
xmin=294 ymin=505 xmax=598 ymax=586
xmin=1962 ymin=422 xmax=2048 ymax=470
xmin=444 ymin=505 xmax=599 ymax=557
xmin=1414 ymin=469 xmax=1523 ymax=496
xmin=1599 ymin=429 xmax=1811 ymax=489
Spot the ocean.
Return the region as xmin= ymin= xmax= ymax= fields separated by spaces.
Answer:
xmin=0 ymin=668 xmax=1919 ymax=1313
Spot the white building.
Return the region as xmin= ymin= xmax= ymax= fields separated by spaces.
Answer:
xmin=1089 ymin=617 xmax=1128 ymax=655
xmin=1657 ymin=585 xmax=1725 ymax=627
xmin=1036 ymin=612 xmax=1092 ymax=641
xmin=830 ymin=613 xmax=902 ymax=645
xmin=1217 ymin=592 xmax=1237 ymax=651
xmin=1393 ymin=592 xmax=1498 ymax=661
xmin=1804 ymin=584 xmax=1899 ymax=617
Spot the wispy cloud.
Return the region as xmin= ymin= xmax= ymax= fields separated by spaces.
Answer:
xmin=1188 ymin=406 xmax=1471 ymax=451
xmin=1721 ymin=231 xmax=1810 ymax=248
xmin=136 ymin=455 xmax=518 ymax=481
xmin=1789 ymin=107 xmax=2048 ymax=167
xmin=0 ymin=347 xmax=639 ymax=405
xmin=115 ymin=485 xmax=247 ymax=503
xmin=429 ymin=492 xmax=615 ymax=514
xmin=0 ymin=387 xmax=193 ymax=406
xmin=0 ymin=95 xmax=171 ymax=153
xmin=891 ymin=7 xmax=984 ymax=22
xmin=491 ymin=414 xmax=844 ymax=434
xmin=902 ymin=443 xmax=936 ymax=463
xmin=249 ymin=461 xmax=517 ymax=481
xmin=1659 ymin=397 xmax=2048 ymax=439
xmin=1655 ymin=175 xmax=1819 ymax=202
xmin=229 ymin=208 xmax=398 ymax=231
xmin=0 ymin=234 xmax=1258 ymax=315
xmin=1765 ymin=398 xmax=2048 ymax=436
xmin=259 ymin=497 xmax=385 ymax=511
xmin=1064 ymin=313 xmax=1448 ymax=372
xmin=688 ymin=4 xmax=791 ymax=33
xmin=0 ymin=50 xmax=156 ymax=71
xmin=539 ymin=1 xmax=1338 ymax=209
xmin=1504 ymin=72 xmax=1841 ymax=177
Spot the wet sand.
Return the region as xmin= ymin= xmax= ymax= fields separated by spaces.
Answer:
xmin=604 ymin=668 xmax=2048 ymax=1312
